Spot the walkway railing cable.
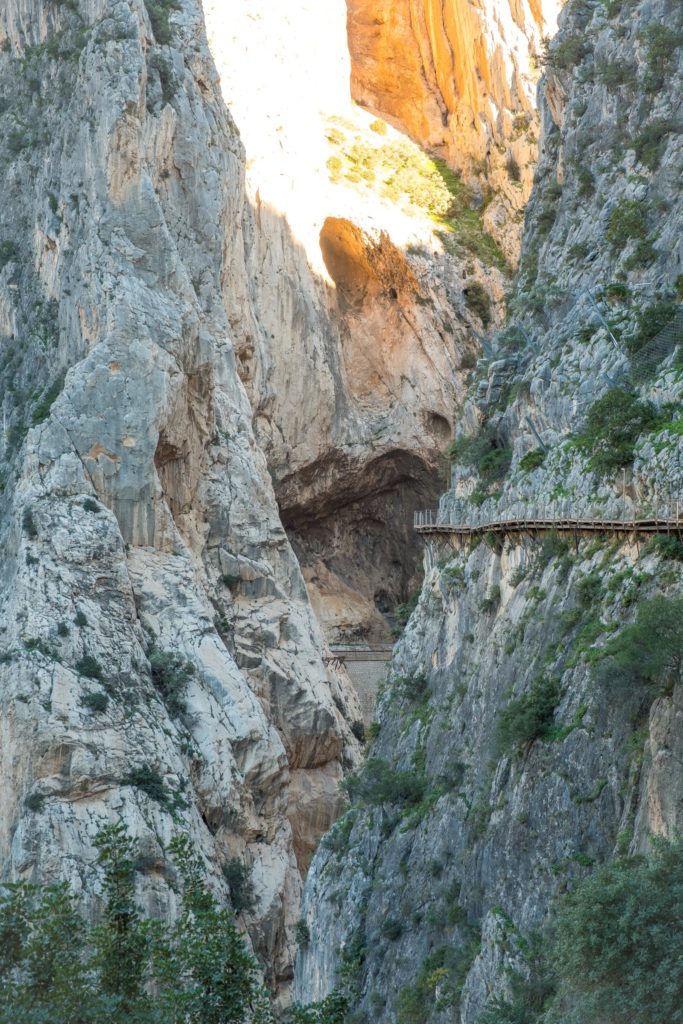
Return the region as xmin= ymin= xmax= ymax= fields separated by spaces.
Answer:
xmin=414 ymin=499 xmax=683 ymax=537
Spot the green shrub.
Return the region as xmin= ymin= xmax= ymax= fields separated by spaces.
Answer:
xmin=149 ymin=52 xmax=176 ymax=104
xmin=370 ymin=119 xmax=387 ymax=135
xmin=0 ymin=823 xmax=264 ymax=1023
xmin=144 ymin=0 xmax=180 ymax=44
xmin=574 ymin=389 xmax=658 ymax=474
xmin=496 ymin=676 xmax=563 ymax=753
xmin=594 ymin=596 xmax=683 ymax=695
xmin=80 ymin=691 xmax=109 ymax=713
xmin=395 ymin=672 xmax=429 ymax=702
xmin=344 ymin=757 xmax=428 ymax=808
xmin=148 ymin=648 xmax=194 ymax=715
xmin=221 ymin=573 xmax=240 ymax=588
xmin=121 ymin=764 xmax=169 ymax=806
xmin=0 ymin=240 xmax=17 ymax=268
xmin=381 ymin=917 xmax=403 ymax=941
xmin=449 ymin=427 xmax=512 ymax=489
xmin=645 ymin=533 xmax=683 ymax=560
xmin=74 ymin=610 xmax=88 ymax=627
xmin=464 ymin=281 xmax=492 ymax=327
xmin=83 ymin=497 xmax=99 ymax=513
xmin=24 ymin=792 xmax=45 ymax=812
xmin=22 ymin=509 xmax=37 ymax=537
xmin=288 ymin=991 xmax=349 ymax=1024
xmin=519 ymin=448 xmax=545 ymax=472
xmin=576 ymin=571 xmax=603 ymax=607
xmin=295 ymin=918 xmax=311 ymax=948
xmin=536 ymin=531 xmax=570 ymax=571
xmin=550 ymin=838 xmax=683 ymax=1024
xmin=597 ymin=60 xmax=636 ymax=89
xmin=545 ymin=34 xmax=589 ymax=70
xmin=633 ymin=118 xmax=675 ymax=170
xmin=75 ymin=654 xmax=102 ymax=679
xmin=626 ymin=299 xmax=679 ymax=355
xmin=222 ymin=857 xmax=257 ymax=915
xmin=605 ymin=199 xmax=648 ymax=251
xmin=350 ymin=719 xmax=365 ymax=742
xmin=31 ymin=376 xmax=63 ymax=425
xmin=57 ymin=621 xmax=69 ymax=637
xmin=481 ymin=584 xmax=501 ymax=613
xmin=506 ymin=154 xmax=521 ymax=183
xmin=641 ymin=23 xmax=682 ymax=88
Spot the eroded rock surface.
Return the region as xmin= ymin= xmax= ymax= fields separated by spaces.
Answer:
xmin=203 ymin=0 xmax=506 ymax=644
xmin=297 ymin=0 xmax=683 ymax=1017
xmin=0 ymin=0 xmax=361 ymax=999
xmin=346 ymin=0 xmax=563 ymax=260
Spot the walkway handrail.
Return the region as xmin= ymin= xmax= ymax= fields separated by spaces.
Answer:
xmin=414 ymin=499 xmax=683 ymax=536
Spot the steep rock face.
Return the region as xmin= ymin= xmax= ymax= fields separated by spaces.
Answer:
xmin=0 ymin=0 xmax=361 ymax=998
xmin=203 ymin=0 xmax=505 ymax=644
xmin=297 ymin=0 xmax=683 ymax=1017
xmin=346 ymin=0 xmax=563 ymax=260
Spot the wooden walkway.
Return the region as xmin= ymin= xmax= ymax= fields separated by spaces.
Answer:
xmin=414 ymin=505 xmax=683 ymax=539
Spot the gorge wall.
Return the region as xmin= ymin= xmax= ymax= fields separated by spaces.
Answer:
xmin=297 ymin=0 xmax=683 ymax=1019
xmin=0 ymin=0 xmax=364 ymax=1000
xmin=201 ymin=0 xmax=537 ymax=645
xmin=346 ymin=0 xmax=563 ymax=260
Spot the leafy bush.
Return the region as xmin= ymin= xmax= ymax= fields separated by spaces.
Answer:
xmin=506 ymin=154 xmax=521 ymax=183
xmin=641 ymin=23 xmax=682 ymax=89
xmin=288 ymin=991 xmax=349 ymax=1024
xmin=597 ymin=60 xmax=635 ymax=89
xmin=74 ymin=610 xmax=88 ymax=627
xmin=573 ymin=389 xmax=658 ymax=474
xmin=536 ymin=532 xmax=570 ymax=571
xmin=31 ymin=375 xmax=63 ymax=426
xmin=80 ymin=691 xmax=108 ymax=713
xmin=576 ymin=571 xmax=603 ymax=607
xmin=594 ymin=596 xmax=683 ymax=696
xmin=0 ymin=239 xmax=17 ymax=269
xmin=381 ymin=917 xmax=403 ymax=941
xmin=545 ymin=34 xmax=589 ymax=70
xmin=449 ymin=426 xmax=512 ymax=489
xmin=633 ymin=118 xmax=675 ymax=170
xmin=519 ymin=448 xmax=545 ymax=472
xmin=496 ymin=676 xmax=563 ymax=753
xmin=605 ymin=199 xmax=648 ymax=251
xmin=464 ymin=281 xmax=492 ymax=326
xmin=121 ymin=764 xmax=169 ymax=806
xmin=626 ymin=299 xmax=679 ymax=355
xmin=149 ymin=648 xmax=194 ymax=715
xmin=83 ymin=497 xmax=99 ymax=513
xmin=22 ymin=509 xmax=38 ymax=538
xmin=24 ymin=792 xmax=45 ymax=813
xmin=0 ymin=823 xmax=265 ymax=1024
xmin=295 ymin=918 xmax=311 ymax=948
xmin=75 ymin=654 xmax=102 ymax=679
xmin=551 ymin=838 xmax=683 ymax=1024
xmin=395 ymin=672 xmax=429 ymax=702
xmin=344 ymin=757 xmax=428 ymax=808
xmin=222 ymin=858 xmax=257 ymax=915
xmin=144 ymin=0 xmax=180 ymax=44
xmin=370 ymin=119 xmax=387 ymax=135
xmin=481 ymin=585 xmax=501 ymax=614
xmin=645 ymin=533 xmax=683 ymax=560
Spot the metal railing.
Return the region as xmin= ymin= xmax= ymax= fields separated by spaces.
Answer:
xmin=414 ymin=499 xmax=683 ymax=536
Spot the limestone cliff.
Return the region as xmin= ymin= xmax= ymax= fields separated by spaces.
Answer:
xmin=346 ymin=0 xmax=563 ymax=261
xmin=202 ymin=0 xmax=508 ymax=645
xmin=0 ymin=0 xmax=362 ymax=999
xmin=297 ymin=0 xmax=683 ymax=1018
